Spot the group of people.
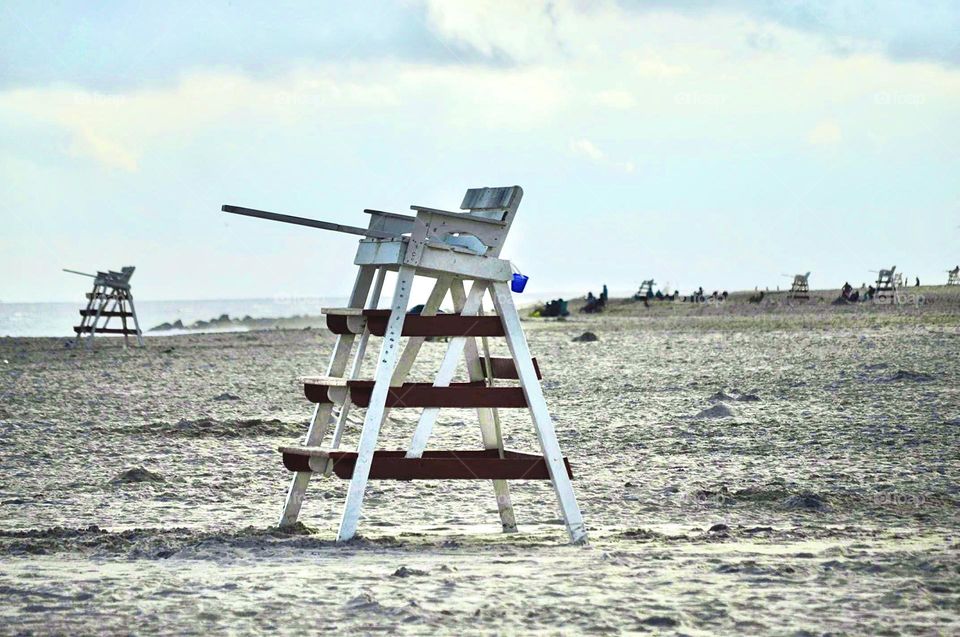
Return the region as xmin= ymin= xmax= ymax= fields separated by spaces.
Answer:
xmin=681 ymin=288 xmax=728 ymax=303
xmin=536 ymin=298 xmax=570 ymax=317
xmin=582 ymin=285 xmax=608 ymax=313
xmin=840 ymin=282 xmax=870 ymax=302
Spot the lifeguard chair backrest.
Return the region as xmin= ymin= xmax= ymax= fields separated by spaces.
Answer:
xmin=458 ymin=186 xmax=523 ymax=257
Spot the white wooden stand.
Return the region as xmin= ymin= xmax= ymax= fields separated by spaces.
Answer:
xmin=226 ymin=186 xmax=587 ymax=544
xmin=67 ymin=266 xmax=144 ymax=350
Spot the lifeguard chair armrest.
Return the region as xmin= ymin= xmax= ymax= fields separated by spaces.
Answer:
xmin=410 ymin=206 xmax=509 ymax=226
xmin=363 ymin=209 xmax=415 ymax=221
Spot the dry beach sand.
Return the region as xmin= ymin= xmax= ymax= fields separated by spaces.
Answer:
xmin=1 ymin=289 xmax=959 ymax=635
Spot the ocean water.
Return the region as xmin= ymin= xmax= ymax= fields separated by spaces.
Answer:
xmin=0 ymin=297 xmax=348 ymax=338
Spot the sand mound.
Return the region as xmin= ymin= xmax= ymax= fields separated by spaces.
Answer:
xmin=710 ymin=390 xmax=760 ymax=402
xmin=690 ymin=403 xmax=734 ymax=419
xmin=882 ymin=370 xmax=934 ymax=383
xmin=781 ymin=492 xmax=831 ymax=512
xmin=111 ymin=468 xmax=165 ymax=484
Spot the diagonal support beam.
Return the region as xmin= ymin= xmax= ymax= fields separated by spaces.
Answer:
xmin=337 ymin=265 xmax=417 ymax=542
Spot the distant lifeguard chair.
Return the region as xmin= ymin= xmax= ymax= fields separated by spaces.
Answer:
xmin=875 ymin=265 xmax=897 ymax=299
xmin=788 ymin=272 xmax=811 ymax=300
xmin=65 ymin=266 xmax=143 ymax=349
xmin=222 ymin=186 xmax=587 ymax=544
xmin=947 ymin=266 xmax=959 ymax=286
xmin=634 ymin=279 xmax=656 ymax=299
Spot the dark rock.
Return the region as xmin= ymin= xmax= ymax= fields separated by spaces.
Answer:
xmin=572 ymin=331 xmax=598 ymax=342
xmin=213 ymin=393 xmax=240 ymax=401
xmin=708 ymin=523 xmax=730 ymax=534
xmin=641 ymin=616 xmax=678 ymax=628
xmin=392 ymin=566 xmax=428 ymax=578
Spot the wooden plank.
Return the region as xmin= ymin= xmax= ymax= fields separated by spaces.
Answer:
xmin=480 ymin=357 xmax=542 ymax=380
xmin=362 ymin=310 xmax=505 ymax=337
xmin=79 ymin=310 xmax=133 ymax=317
xmin=281 ymin=448 xmax=574 ymax=480
xmin=350 ymin=382 xmax=525 ymax=408
xmin=326 ymin=310 xmax=507 ymax=336
xmin=303 ymin=380 xmax=529 ymax=408
xmin=73 ymin=326 xmax=140 ymax=335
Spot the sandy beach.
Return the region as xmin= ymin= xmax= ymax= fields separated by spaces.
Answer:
xmin=2 ymin=291 xmax=958 ymax=635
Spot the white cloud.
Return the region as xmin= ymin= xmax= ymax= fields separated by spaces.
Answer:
xmin=569 ymin=138 xmax=636 ymax=173
xmin=569 ymin=138 xmax=605 ymax=162
xmin=593 ymin=89 xmax=637 ymax=109
xmin=67 ymin=126 xmax=139 ymax=172
xmin=807 ymin=120 xmax=843 ymax=145
xmin=625 ymin=53 xmax=689 ymax=78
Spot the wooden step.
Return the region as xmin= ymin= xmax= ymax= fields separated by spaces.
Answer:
xmin=479 ymin=356 xmax=542 ymax=380
xmin=79 ymin=310 xmax=133 ymax=317
xmin=302 ymin=377 xmax=527 ymax=408
xmin=278 ymin=447 xmax=573 ymax=480
xmin=73 ymin=326 xmax=140 ymax=335
xmin=323 ymin=308 xmax=505 ymax=337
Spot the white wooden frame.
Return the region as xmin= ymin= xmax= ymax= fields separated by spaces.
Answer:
xmin=272 ymin=186 xmax=586 ymax=544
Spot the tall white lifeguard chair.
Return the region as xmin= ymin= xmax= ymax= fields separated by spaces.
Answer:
xmin=788 ymin=272 xmax=811 ymax=300
xmin=222 ymin=186 xmax=587 ymax=544
xmin=634 ymin=279 xmax=656 ymax=299
xmin=947 ymin=266 xmax=959 ymax=286
xmin=875 ymin=265 xmax=897 ymax=299
xmin=66 ymin=266 xmax=143 ymax=349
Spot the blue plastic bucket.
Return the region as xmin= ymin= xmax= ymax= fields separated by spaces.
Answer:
xmin=511 ymin=273 xmax=529 ymax=293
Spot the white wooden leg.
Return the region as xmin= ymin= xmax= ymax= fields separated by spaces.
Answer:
xmin=326 ymin=267 xmax=387 ymax=471
xmin=491 ymin=281 xmax=587 ymax=544
xmin=126 ymin=293 xmax=144 ymax=347
xmin=278 ymin=265 xmax=376 ymax=527
xmin=405 ymin=281 xmax=485 ymax=457
xmin=337 ymin=265 xmax=416 ymax=542
xmin=450 ymin=280 xmax=518 ymax=533
xmin=86 ymin=285 xmax=108 ymax=350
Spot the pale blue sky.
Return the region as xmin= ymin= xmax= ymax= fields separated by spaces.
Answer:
xmin=1 ymin=0 xmax=958 ymax=302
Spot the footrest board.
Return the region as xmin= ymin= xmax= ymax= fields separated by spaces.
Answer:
xmin=324 ymin=309 xmax=505 ymax=337
xmin=73 ymin=326 xmax=140 ymax=335
xmin=302 ymin=379 xmax=528 ymax=408
xmin=79 ymin=310 xmax=134 ymax=317
xmin=279 ymin=447 xmax=573 ymax=480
